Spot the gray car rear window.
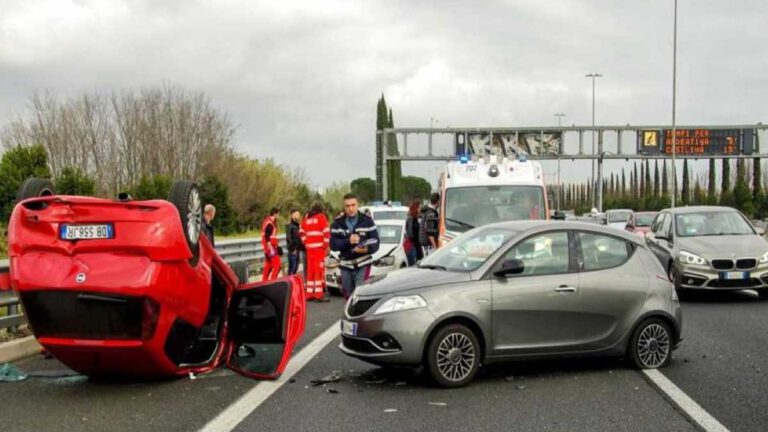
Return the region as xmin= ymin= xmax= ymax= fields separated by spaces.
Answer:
xmin=578 ymin=232 xmax=631 ymax=271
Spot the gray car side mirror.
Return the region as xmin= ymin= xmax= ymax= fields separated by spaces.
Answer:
xmin=494 ymin=259 xmax=525 ymax=277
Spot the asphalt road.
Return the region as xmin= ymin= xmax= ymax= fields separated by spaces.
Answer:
xmin=2 ymin=290 xmax=768 ymax=432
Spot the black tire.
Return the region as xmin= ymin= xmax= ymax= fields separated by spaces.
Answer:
xmin=230 ymin=261 xmax=250 ymax=284
xmin=17 ymin=178 xmax=55 ymax=201
xmin=757 ymin=289 xmax=768 ymax=300
xmin=425 ymin=324 xmax=480 ymax=388
xmin=629 ymin=318 xmax=673 ymax=369
xmin=168 ymin=181 xmax=202 ymax=266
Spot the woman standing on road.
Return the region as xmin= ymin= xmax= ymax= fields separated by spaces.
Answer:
xmin=405 ymin=200 xmax=423 ymax=266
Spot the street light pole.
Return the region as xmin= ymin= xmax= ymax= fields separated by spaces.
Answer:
xmin=586 ymin=73 xmax=603 ymax=210
xmin=671 ymin=0 xmax=678 ymax=208
xmin=554 ymin=113 xmax=566 ymax=210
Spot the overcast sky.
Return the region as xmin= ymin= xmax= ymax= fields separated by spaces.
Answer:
xmin=1 ymin=0 xmax=767 ymax=189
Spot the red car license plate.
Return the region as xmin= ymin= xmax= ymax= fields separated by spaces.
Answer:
xmin=60 ymin=224 xmax=114 ymax=240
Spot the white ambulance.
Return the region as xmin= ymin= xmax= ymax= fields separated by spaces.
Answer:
xmin=438 ymin=155 xmax=549 ymax=245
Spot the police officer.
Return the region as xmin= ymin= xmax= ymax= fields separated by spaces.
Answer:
xmin=330 ymin=193 xmax=379 ymax=299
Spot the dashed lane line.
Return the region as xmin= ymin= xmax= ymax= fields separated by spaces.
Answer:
xmin=643 ymin=369 xmax=729 ymax=432
xmin=198 ymin=321 xmax=340 ymax=432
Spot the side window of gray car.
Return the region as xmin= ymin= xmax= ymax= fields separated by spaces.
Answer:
xmin=578 ymin=232 xmax=631 ymax=271
xmin=651 ymin=213 xmax=665 ymax=233
xmin=502 ymin=231 xmax=570 ymax=276
xmin=659 ymin=213 xmax=672 ymax=238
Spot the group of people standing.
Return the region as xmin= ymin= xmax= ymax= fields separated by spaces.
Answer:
xmin=259 ymin=193 xmax=382 ymax=302
xmin=404 ymin=192 xmax=440 ymax=266
xmin=260 ymin=202 xmax=331 ymax=302
xmin=202 ymin=191 xmax=440 ymax=302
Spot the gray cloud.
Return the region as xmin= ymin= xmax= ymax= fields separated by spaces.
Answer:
xmin=1 ymin=0 xmax=766 ymax=189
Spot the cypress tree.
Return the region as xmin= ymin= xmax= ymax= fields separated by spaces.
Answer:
xmin=378 ymin=97 xmax=402 ymax=202
xmin=644 ymin=159 xmax=652 ymax=200
xmin=621 ymin=169 xmax=626 ymax=200
xmin=721 ymin=159 xmax=733 ymax=206
xmin=633 ymin=162 xmax=639 ymax=197
xmin=661 ymin=160 xmax=669 ymax=197
xmin=734 ymin=158 xmax=752 ymax=214
xmin=693 ymin=178 xmax=705 ymax=205
xmin=653 ymin=160 xmax=660 ymax=197
xmin=610 ymin=173 xmax=615 ymax=199
xmin=639 ymin=163 xmax=645 ymax=199
xmin=707 ymin=158 xmax=717 ymax=204
xmin=681 ymin=159 xmax=690 ymax=205
xmin=752 ymin=158 xmax=763 ymax=208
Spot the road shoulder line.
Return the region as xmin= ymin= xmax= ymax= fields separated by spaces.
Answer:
xmin=642 ymin=369 xmax=729 ymax=432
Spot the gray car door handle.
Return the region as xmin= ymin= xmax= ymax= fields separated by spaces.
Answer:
xmin=554 ymin=285 xmax=577 ymax=293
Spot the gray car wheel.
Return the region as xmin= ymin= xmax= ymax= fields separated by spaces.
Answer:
xmin=630 ymin=318 xmax=672 ymax=369
xmin=426 ymin=324 xmax=480 ymax=388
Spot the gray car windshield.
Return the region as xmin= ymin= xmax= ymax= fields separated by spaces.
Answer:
xmin=675 ymin=211 xmax=755 ymax=237
xmin=444 ymin=186 xmax=545 ymax=233
xmin=419 ymin=227 xmax=516 ymax=272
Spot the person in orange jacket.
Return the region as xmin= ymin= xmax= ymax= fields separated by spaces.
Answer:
xmin=261 ymin=207 xmax=282 ymax=280
xmin=300 ymin=201 xmax=330 ymax=302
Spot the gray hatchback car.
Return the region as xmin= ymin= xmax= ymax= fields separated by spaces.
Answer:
xmin=339 ymin=221 xmax=682 ymax=387
xmin=646 ymin=206 xmax=768 ymax=298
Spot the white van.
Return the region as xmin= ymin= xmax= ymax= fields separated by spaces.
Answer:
xmin=438 ymin=155 xmax=549 ymax=245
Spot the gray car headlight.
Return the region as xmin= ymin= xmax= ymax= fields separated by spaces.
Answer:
xmin=374 ymin=256 xmax=396 ymax=267
xmin=759 ymin=251 xmax=768 ymax=265
xmin=373 ymin=295 xmax=427 ymax=315
xmin=679 ymin=250 xmax=707 ymax=266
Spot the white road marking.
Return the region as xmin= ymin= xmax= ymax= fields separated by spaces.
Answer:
xmin=198 ymin=321 xmax=340 ymax=432
xmin=642 ymin=369 xmax=729 ymax=432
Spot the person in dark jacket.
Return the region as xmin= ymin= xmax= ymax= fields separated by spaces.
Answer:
xmin=330 ymin=193 xmax=379 ymax=299
xmin=419 ymin=192 xmax=440 ymax=254
xmin=203 ymin=204 xmax=216 ymax=247
xmin=405 ymin=200 xmax=423 ymax=266
xmin=285 ymin=209 xmax=303 ymax=275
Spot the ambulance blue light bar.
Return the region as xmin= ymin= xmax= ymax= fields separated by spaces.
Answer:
xmin=459 ymin=155 xmax=469 ymax=164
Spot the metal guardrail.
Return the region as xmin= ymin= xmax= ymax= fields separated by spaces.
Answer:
xmin=0 ymin=236 xmax=278 ymax=333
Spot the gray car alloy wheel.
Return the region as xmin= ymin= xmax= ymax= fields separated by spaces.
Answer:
xmin=436 ymin=332 xmax=476 ymax=382
xmin=636 ymin=323 xmax=671 ymax=368
xmin=187 ymin=188 xmax=202 ymax=244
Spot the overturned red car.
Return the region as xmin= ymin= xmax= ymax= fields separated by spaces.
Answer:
xmin=8 ymin=178 xmax=305 ymax=379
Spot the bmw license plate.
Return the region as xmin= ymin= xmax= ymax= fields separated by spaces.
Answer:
xmin=60 ymin=224 xmax=114 ymax=240
xmin=721 ymin=271 xmax=748 ymax=280
xmin=341 ymin=320 xmax=357 ymax=337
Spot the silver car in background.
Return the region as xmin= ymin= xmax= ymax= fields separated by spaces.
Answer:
xmin=646 ymin=206 xmax=768 ymax=299
xmin=339 ymin=221 xmax=682 ymax=387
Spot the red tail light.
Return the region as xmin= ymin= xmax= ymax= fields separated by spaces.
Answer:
xmin=141 ymin=297 xmax=161 ymax=341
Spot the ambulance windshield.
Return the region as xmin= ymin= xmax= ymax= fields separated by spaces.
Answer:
xmin=444 ymin=186 xmax=545 ymax=232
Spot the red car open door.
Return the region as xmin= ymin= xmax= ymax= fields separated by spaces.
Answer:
xmin=225 ymin=275 xmax=306 ymax=379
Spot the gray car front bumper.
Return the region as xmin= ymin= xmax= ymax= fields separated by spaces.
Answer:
xmin=338 ymin=304 xmax=436 ymax=366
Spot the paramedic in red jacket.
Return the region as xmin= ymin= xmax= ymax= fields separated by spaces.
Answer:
xmin=300 ymin=201 xmax=331 ymax=302
xmin=261 ymin=207 xmax=281 ymax=280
